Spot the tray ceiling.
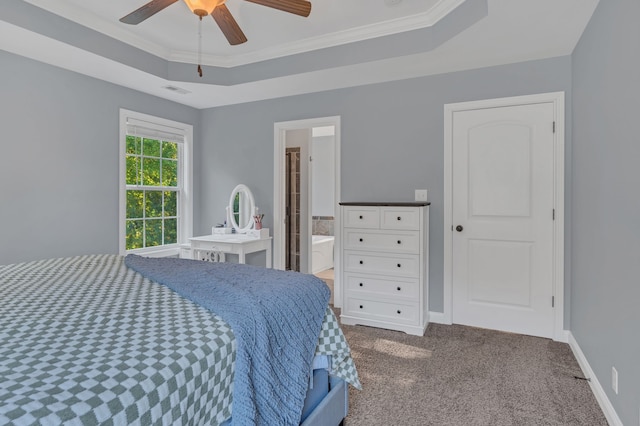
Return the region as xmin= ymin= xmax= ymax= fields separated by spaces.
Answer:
xmin=1 ymin=0 xmax=599 ymax=108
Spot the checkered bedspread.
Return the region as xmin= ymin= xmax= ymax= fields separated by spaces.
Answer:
xmin=0 ymin=255 xmax=359 ymax=425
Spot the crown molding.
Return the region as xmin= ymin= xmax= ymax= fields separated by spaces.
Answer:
xmin=172 ymin=0 xmax=467 ymax=67
xmin=23 ymin=0 xmax=466 ymax=68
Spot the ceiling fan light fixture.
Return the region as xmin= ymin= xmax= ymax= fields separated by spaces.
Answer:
xmin=183 ymin=0 xmax=225 ymax=16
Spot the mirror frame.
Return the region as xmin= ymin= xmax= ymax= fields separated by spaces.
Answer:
xmin=228 ymin=184 xmax=255 ymax=233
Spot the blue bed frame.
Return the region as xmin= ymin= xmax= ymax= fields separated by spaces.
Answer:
xmin=221 ymin=371 xmax=348 ymax=426
xmin=301 ymin=374 xmax=348 ymax=426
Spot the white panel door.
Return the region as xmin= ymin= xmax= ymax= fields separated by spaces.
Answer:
xmin=452 ymin=103 xmax=555 ymax=338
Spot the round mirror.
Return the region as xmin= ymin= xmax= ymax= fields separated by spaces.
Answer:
xmin=228 ymin=184 xmax=255 ymax=233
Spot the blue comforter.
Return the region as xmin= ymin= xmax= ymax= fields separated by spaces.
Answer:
xmin=124 ymin=255 xmax=330 ymax=426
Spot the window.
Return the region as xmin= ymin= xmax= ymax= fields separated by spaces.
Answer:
xmin=119 ymin=110 xmax=193 ymax=256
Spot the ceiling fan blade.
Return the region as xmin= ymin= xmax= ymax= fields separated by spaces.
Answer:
xmin=212 ymin=4 xmax=248 ymax=46
xmin=244 ymin=0 xmax=311 ymax=18
xmin=120 ymin=0 xmax=179 ymax=24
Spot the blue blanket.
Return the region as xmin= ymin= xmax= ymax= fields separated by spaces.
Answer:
xmin=124 ymin=255 xmax=330 ymax=426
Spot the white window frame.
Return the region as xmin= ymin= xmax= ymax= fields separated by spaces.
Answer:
xmin=119 ymin=109 xmax=193 ymax=257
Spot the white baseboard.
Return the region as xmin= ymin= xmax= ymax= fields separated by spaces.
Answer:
xmin=556 ymin=329 xmax=570 ymax=344
xmin=428 ymin=311 xmax=451 ymax=325
xmin=568 ymin=332 xmax=623 ymax=426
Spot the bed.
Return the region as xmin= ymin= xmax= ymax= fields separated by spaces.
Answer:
xmin=0 ymin=254 xmax=360 ymax=425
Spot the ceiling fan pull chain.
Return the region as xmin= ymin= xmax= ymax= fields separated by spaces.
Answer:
xmin=197 ymin=15 xmax=203 ymax=77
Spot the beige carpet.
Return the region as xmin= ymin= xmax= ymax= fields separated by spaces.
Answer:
xmin=336 ymin=311 xmax=608 ymax=426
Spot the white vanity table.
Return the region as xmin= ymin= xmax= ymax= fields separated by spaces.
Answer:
xmin=184 ymin=184 xmax=272 ymax=268
xmin=188 ymin=234 xmax=272 ymax=267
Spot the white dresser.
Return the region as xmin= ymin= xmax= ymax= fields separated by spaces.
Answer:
xmin=339 ymin=202 xmax=429 ymax=336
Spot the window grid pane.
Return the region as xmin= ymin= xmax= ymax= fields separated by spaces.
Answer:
xmin=125 ymin=188 xmax=180 ymax=249
xmin=143 ymin=138 xmax=161 ymax=157
xmin=126 ymin=190 xmax=144 ymax=219
xmin=165 ymin=218 xmax=177 ymax=244
xmin=142 ymin=158 xmax=161 ymax=186
xmin=162 ymin=159 xmax=178 ymax=187
xmin=126 ymin=219 xmax=144 ymax=250
xmin=145 ymin=190 xmax=163 ymax=219
xmin=145 ymin=219 xmax=163 ymax=248
xmin=126 ymin=136 xmax=141 ymax=155
xmin=126 ymin=156 xmax=140 ymax=186
xmin=164 ymin=191 xmax=177 ymax=217
xmin=125 ymin=132 xmax=181 ymax=250
xmin=162 ymin=141 xmax=178 ymax=159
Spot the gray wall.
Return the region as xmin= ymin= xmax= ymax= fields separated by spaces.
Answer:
xmin=571 ymin=1 xmax=640 ymax=424
xmin=0 ymin=50 xmax=200 ymax=265
xmin=198 ymin=56 xmax=573 ymax=314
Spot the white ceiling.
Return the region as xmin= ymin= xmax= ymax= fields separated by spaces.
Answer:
xmin=1 ymin=0 xmax=599 ymax=109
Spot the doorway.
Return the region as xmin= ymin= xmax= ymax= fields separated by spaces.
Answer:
xmin=274 ymin=116 xmax=342 ymax=306
xmin=444 ymin=92 xmax=565 ymax=341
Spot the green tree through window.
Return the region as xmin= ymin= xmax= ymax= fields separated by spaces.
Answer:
xmin=125 ymin=135 xmax=179 ymax=250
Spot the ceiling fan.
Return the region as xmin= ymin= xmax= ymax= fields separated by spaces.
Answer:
xmin=120 ymin=0 xmax=312 ymax=76
xmin=120 ymin=0 xmax=312 ymax=45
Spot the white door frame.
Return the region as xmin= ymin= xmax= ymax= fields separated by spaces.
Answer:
xmin=443 ymin=92 xmax=566 ymax=342
xmin=273 ymin=116 xmax=342 ymax=306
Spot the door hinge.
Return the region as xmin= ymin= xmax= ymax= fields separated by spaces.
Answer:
xmin=553 ymin=121 xmax=556 ymax=133
xmin=552 ymin=296 xmax=555 ymax=308
xmin=309 ymin=156 xmax=313 ymax=162
xmin=552 ymin=209 xmax=555 ymax=220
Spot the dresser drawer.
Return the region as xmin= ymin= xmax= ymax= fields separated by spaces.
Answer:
xmin=345 ymin=273 xmax=420 ymax=299
xmin=344 ymin=229 xmax=420 ymax=254
xmin=343 ymin=207 xmax=380 ymax=229
xmin=345 ymin=297 xmax=419 ymax=325
xmin=343 ymin=251 xmax=420 ymax=278
xmin=192 ymin=242 xmax=234 ymax=252
xmin=381 ymin=207 xmax=421 ymax=230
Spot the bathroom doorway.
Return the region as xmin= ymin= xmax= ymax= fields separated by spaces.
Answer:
xmin=309 ymin=126 xmax=336 ymax=304
xmin=274 ymin=116 xmax=342 ymax=306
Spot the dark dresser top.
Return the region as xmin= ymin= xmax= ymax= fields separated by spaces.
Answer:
xmin=339 ymin=202 xmax=430 ymax=207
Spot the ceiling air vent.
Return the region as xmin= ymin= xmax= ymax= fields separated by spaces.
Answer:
xmin=163 ymin=85 xmax=191 ymax=95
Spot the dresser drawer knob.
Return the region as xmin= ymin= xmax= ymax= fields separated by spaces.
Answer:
xmin=397 ymin=286 xmax=401 ymax=291
xmin=397 ymin=216 xmax=401 ymax=221
xmin=397 ymin=240 xmax=402 ymax=244
xmin=359 ymin=260 xmax=364 ymax=265
xmin=359 ymin=238 xmax=363 ymax=242
xmin=359 ymin=305 xmax=364 ymax=309
xmin=359 ymin=215 xmax=363 ymax=219
xmin=397 ymin=310 xmax=402 ymax=314
xmin=397 ymin=263 xmax=401 ymax=268
xmin=359 ymin=282 xmax=364 ymax=287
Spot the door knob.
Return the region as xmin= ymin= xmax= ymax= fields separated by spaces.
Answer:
xmin=456 ymin=225 xmax=463 ymax=232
